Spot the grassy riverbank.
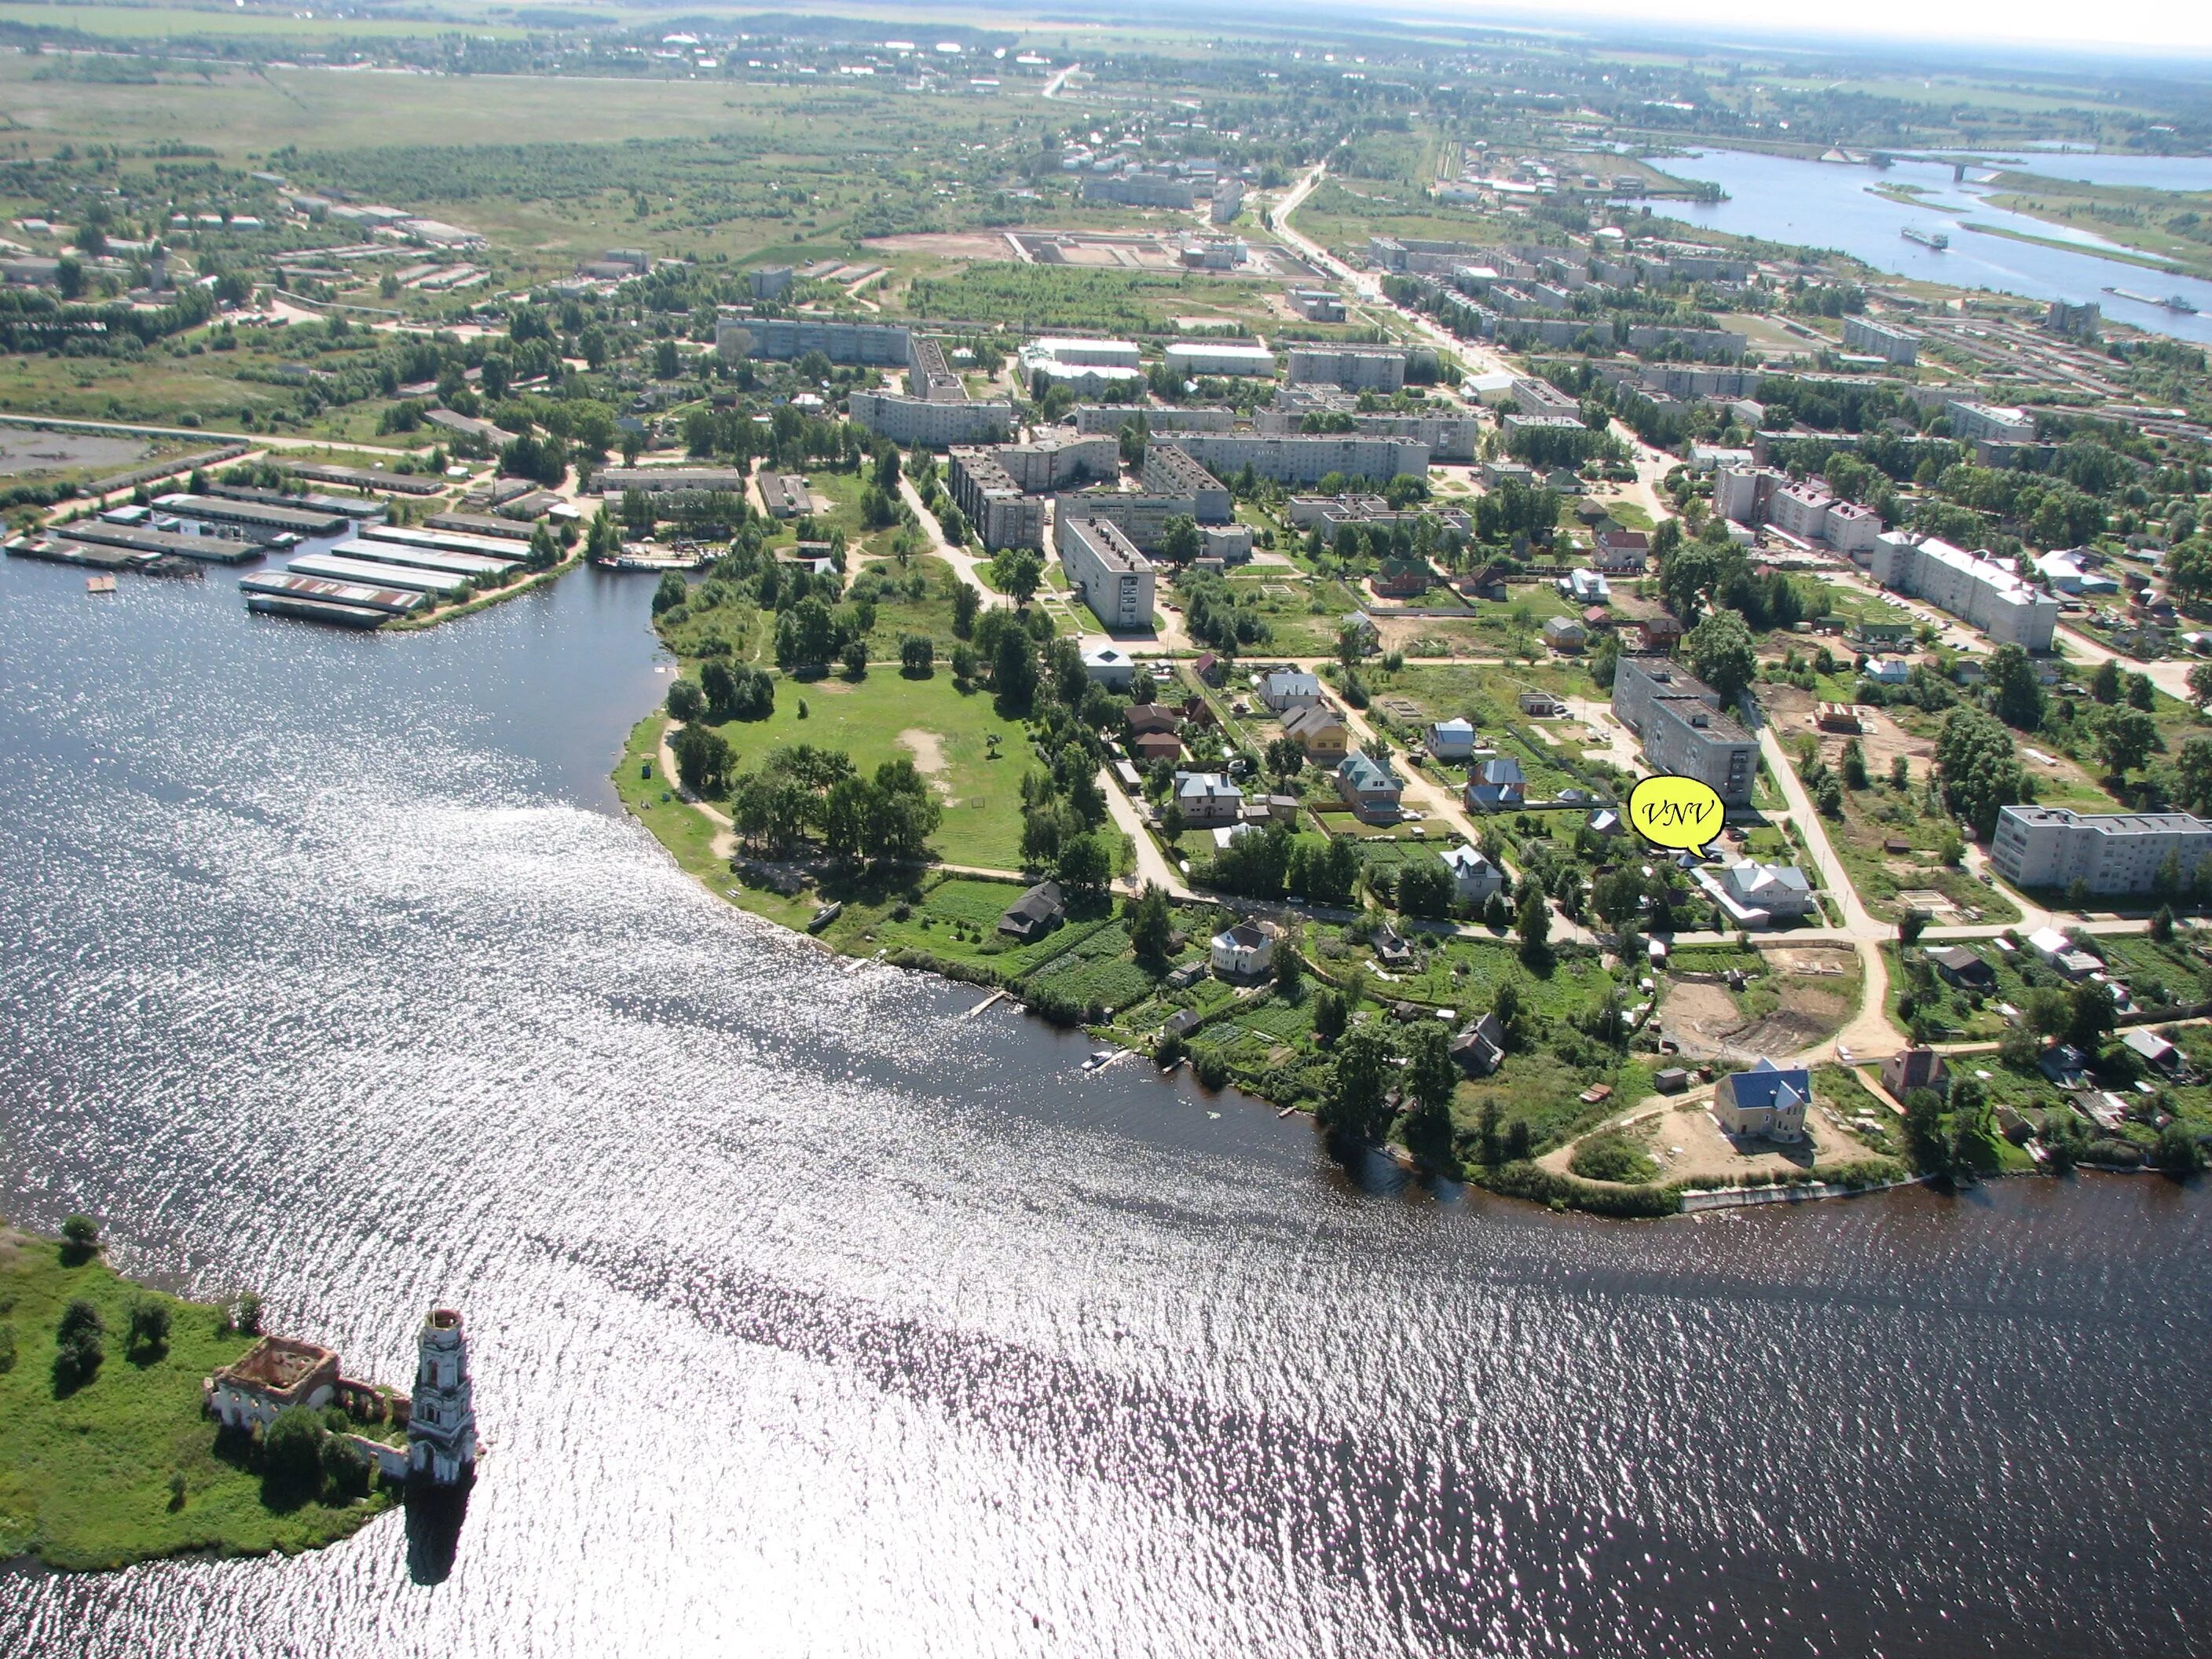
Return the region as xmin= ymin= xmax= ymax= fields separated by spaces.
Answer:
xmin=0 ymin=1226 xmax=393 ymax=1570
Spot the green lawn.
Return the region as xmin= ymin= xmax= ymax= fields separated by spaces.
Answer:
xmin=0 ymin=1230 xmax=391 ymax=1569
xmin=701 ymin=668 xmax=1028 ymax=870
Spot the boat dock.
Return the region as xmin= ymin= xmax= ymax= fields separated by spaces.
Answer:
xmin=358 ymin=522 xmax=526 ymax=562
xmin=51 ymin=519 xmax=266 ymax=563
xmin=286 ymin=551 xmax=472 ymax=594
xmin=7 ymin=534 xmax=153 ymax=570
xmin=206 ymin=482 xmax=383 ymax=520
xmin=241 ymin=570 xmax=425 ymax=621
xmin=425 ymin=511 xmax=534 ymax=543
xmin=154 ymin=493 xmax=350 ymax=538
xmin=327 ymin=538 xmax=513 ymax=580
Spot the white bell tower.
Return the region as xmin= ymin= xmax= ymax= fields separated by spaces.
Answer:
xmin=407 ymin=1308 xmax=478 ymax=1486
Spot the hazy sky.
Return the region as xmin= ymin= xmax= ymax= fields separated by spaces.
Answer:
xmin=1386 ymin=0 xmax=2212 ymax=53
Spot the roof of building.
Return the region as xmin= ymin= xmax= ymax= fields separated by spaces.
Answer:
xmin=1338 ymin=752 xmax=1401 ymax=793
xmin=1720 ymin=1057 xmax=1811 ymax=1111
xmin=1001 ymin=881 xmax=1064 ymax=927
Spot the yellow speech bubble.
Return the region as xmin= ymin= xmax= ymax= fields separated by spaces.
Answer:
xmin=1627 ymin=774 xmax=1726 ymax=851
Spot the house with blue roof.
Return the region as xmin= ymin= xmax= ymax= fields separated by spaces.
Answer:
xmin=1712 ymin=1058 xmax=1810 ymax=1142
xmin=1463 ymin=756 xmax=1525 ymax=813
xmin=1335 ymin=752 xmax=1403 ymax=822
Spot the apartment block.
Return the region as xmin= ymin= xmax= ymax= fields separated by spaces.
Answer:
xmin=1163 ymin=341 xmax=1277 ymax=379
xmin=848 ymin=390 xmax=1014 ymax=447
xmin=1945 ymin=400 xmax=2036 ymax=444
xmin=1170 ymin=434 xmax=1429 ymax=485
xmin=988 ymin=434 xmax=1119 ymax=493
xmin=716 ymin=317 xmax=910 ymax=365
xmin=1990 ymin=806 xmax=2212 ymax=895
xmin=1140 ymin=443 xmax=1233 ymax=522
xmin=1056 ymin=515 xmax=1158 ymax=630
xmin=1284 ymin=347 xmax=1409 ymax=393
xmin=1870 ymin=532 xmax=2060 ymax=650
xmin=1611 ymin=657 xmax=1756 ymax=808
xmin=1071 ymin=405 xmax=1236 ymax=437
xmin=948 ymin=450 xmax=1046 ymax=551
xmin=1842 ymin=316 xmax=1919 ymax=364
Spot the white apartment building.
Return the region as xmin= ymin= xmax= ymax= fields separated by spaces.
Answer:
xmin=1870 ymin=532 xmax=2060 ymax=650
xmin=1945 ymin=400 xmax=2036 ymax=444
xmin=1989 ymin=806 xmax=2212 ymax=895
xmin=1284 ymin=347 xmax=1409 ymax=392
xmin=1163 ymin=341 xmax=1277 ymax=379
xmin=1056 ymin=515 xmax=1158 ymax=630
xmin=850 ymin=390 xmax=1015 ymax=447
xmin=1842 ymin=317 xmax=1919 ymax=364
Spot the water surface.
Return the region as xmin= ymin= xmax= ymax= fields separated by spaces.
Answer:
xmin=1 ymin=558 xmax=2208 ymax=1657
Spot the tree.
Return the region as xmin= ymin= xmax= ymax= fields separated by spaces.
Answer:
xmin=2067 ymin=979 xmax=2118 ymax=1053
xmin=2153 ymin=904 xmax=2177 ymax=943
xmin=1264 ymin=735 xmax=1306 ymax=784
xmin=2127 ymin=673 xmax=2155 ymax=712
xmin=126 ymin=1297 xmax=171 ymax=1357
xmin=1899 ymin=910 xmax=1928 ymax=947
xmin=1515 ymin=886 xmax=1552 ymax=963
xmin=993 ymin=548 xmax=1044 ymax=605
xmin=2095 ymin=706 xmax=2160 ymax=782
xmin=1889 ymin=754 xmax=1910 ymax=791
xmin=1128 ymin=882 xmax=1174 ymax=963
xmin=1400 ymin=1023 xmax=1459 ymax=1168
xmin=900 ymin=634 xmax=935 ymax=676
xmin=2091 ymin=658 xmax=2122 ymax=705
xmin=2154 ymin=1122 xmax=2207 ymax=1176
xmin=1055 ymin=831 xmax=1111 ymax=899
xmin=1903 ymin=1087 xmax=1951 ymax=1177
xmin=59 ymin=1214 xmax=100 ymax=1264
xmin=53 ymin=1297 xmax=104 ymax=1390
xmin=1998 ymin=1022 xmax=2042 ymax=1071
xmin=951 ymin=582 xmax=980 ymax=637
xmin=840 ymin=639 xmax=868 ymax=679
xmin=666 ymin=678 xmax=705 ymax=724
xmin=1840 ymin=738 xmax=1870 ymax=790
xmin=652 ymin=570 xmax=687 ymax=615
xmin=1397 ymin=860 xmax=1453 ymax=919
xmin=1685 ymin=610 xmax=1758 ymax=706
xmin=993 ymin=628 xmax=1038 ymax=709
xmin=2189 ymin=661 xmax=2212 ymax=711
xmin=1312 ymin=987 xmax=1349 ymax=1046
xmin=1935 ymin=708 xmax=2030 ymax=840
xmin=867 ymin=760 xmax=943 ymax=862
xmin=670 ymin=724 xmax=733 ymax=797
xmin=1319 ymin=1024 xmax=1394 ymax=1144
xmin=262 ymin=1405 xmax=328 ymax=1499
xmin=1986 ymin=643 xmax=2045 ymax=731
xmin=774 ymin=597 xmax=837 ymax=670
xmin=1156 ymin=515 xmax=1202 ymax=566
xmin=1274 ymin=939 xmax=1305 ymax=997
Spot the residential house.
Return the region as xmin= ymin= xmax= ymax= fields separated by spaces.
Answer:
xmin=1371 ymin=923 xmax=1415 ymax=968
xmin=1633 ymin=616 xmax=1685 ymax=653
xmin=1697 ymin=861 xmax=1815 ymax=927
xmin=1282 ymin=704 xmax=1350 ymax=760
xmin=1174 ymin=771 xmax=1244 ymax=826
xmin=1927 ymin=945 xmax=1996 ymax=992
xmin=1125 ymin=704 xmax=1182 ymax=737
xmin=1587 ymin=808 xmax=1624 ymax=837
xmin=1339 ymin=612 xmax=1380 ymax=653
xmin=1371 ymin=557 xmax=1434 ymax=600
xmin=1441 ymin=844 xmax=1506 ymax=906
xmin=2026 ymin=925 xmax=2102 ymax=980
xmin=1258 ymin=668 xmax=1324 ymax=712
xmin=1862 ymin=657 xmax=1910 ymax=687
xmin=1429 ymin=718 xmax=1477 ymax=760
xmin=2122 ymin=1027 xmax=2181 ymax=1074
xmin=1543 ymin=616 xmax=1588 ymax=652
xmin=1210 ymin=920 xmax=1278 ymax=980
xmin=1881 ymin=1047 xmax=1950 ymax=1101
xmin=1591 ymin=528 xmax=1650 ymax=573
xmin=1194 ymin=651 xmax=1226 ymax=685
xmin=1712 ymin=1058 xmax=1810 ymax=1141
xmin=998 ymin=881 xmax=1066 ymax=942
xmin=1133 ymin=731 xmax=1183 ymax=764
xmin=1562 ymin=568 xmax=1610 ymax=605
xmin=1335 ymin=752 xmax=1404 ymax=822
xmin=1465 ymin=756 xmax=1526 ymax=813
xmin=1452 ymin=1013 xmax=1507 ymax=1076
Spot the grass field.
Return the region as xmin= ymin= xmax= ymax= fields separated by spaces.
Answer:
xmin=701 ymin=667 xmax=1029 ymax=870
xmin=0 ymin=1228 xmax=391 ymax=1569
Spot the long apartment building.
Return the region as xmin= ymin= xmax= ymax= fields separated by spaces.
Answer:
xmin=1284 ymin=347 xmax=1409 ymax=393
xmin=947 ymin=450 xmax=1046 ymax=551
xmin=1842 ymin=317 xmax=1920 ymax=364
xmin=1170 ymin=434 xmax=1428 ymax=486
xmin=1870 ymin=531 xmax=2060 ymax=650
xmin=1139 ymin=443 xmax=1232 ymax=522
xmin=1945 ymin=400 xmax=2036 ymax=444
xmin=716 ymin=317 xmax=910 ymax=365
xmin=1990 ymin=805 xmax=2212 ymax=895
xmin=1071 ymin=405 xmax=1236 ymax=437
xmin=1611 ymin=657 xmax=1757 ymax=808
xmin=1258 ymin=390 xmax=1478 ymax=461
xmin=848 ymin=333 xmax=1017 ymax=446
xmin=1056 ymin=515 xmax=1158 ymax=630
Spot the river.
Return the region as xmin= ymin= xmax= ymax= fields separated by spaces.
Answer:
xmin=1646 ymin=148 xmax=2212 ymax=345
xmin=2 ymin=557 xmax=2209 ymax=1657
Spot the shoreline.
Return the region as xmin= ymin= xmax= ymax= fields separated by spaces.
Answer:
xmin=381 ymin=547 xmax=586 ymax=632
xmin=611 ymin=707 xmax=1927 ymax=1219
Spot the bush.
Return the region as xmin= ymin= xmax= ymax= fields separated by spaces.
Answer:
xmin=1568 ymin=1131 xmax=1659 ymax=1185
xmin=59 ymin=1214 xmax=100 ymax=1264
xmin=320 ymin=1432 xmax=372 ymax=1500
xmin=53 ymin=1298 xmax=104 ymax=1390
xmin=126 ymin=1297 xmax=171 ymax=1357
xmin=262 ymin=1405 xmax=328 ymax=1500
xmin=1192 ymin=1048 xmax=1231 ymax=1090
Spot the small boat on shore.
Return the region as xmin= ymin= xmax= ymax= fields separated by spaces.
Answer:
xmin=1902 ymin=226 xmax=1950 ymax=251
xmin=807 ymin=901 xmax=842 ymax=932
